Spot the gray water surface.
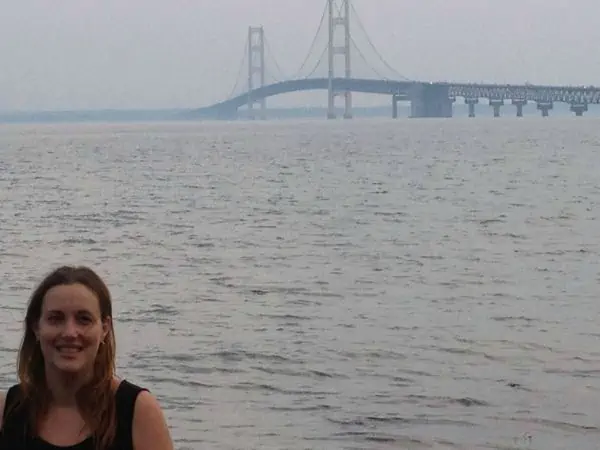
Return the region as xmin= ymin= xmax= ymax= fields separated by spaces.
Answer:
xmin=1 ymin=118 xmax=600 ymax=449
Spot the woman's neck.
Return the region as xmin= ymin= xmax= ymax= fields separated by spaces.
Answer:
xmin=44 ymin=368 xmax=92 ymax=407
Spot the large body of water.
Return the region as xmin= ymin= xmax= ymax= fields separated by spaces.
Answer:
xmin=1 ymin=118 xmax=600 ymax=449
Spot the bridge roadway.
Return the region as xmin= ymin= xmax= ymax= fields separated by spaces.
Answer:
xmin=190 ymin=77 xmax=600 ymax=119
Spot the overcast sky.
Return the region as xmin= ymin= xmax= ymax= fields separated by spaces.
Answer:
xmin=1 ymin=0 xmax=599 ymax=111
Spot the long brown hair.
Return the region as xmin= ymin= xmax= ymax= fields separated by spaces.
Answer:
xmin=13 ymin=265 xmax=117 ymax=450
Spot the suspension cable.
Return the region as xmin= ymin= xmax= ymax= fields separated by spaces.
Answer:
xmin=289 ymin=0 xmax=329 ymax=79
xmin=349 ymin=1 xmax=411 ymax=81
xmin=226 ymin=37 xmax=249 ymax=98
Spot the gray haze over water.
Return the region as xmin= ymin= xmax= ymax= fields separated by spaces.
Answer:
xmin=1 ymin=118 xmax=600 ymax=449
xmin=2 ymin=0 xmax=600 ymax=110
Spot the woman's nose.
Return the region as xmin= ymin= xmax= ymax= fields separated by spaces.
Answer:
xmin=61 ymin=319 xmax=79 ymax=336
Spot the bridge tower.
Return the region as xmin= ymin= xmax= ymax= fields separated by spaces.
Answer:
xmin=247 ymin=26 xmax=266 ymax=120
xmin=327 ymin=0 xmax=352 ymax=119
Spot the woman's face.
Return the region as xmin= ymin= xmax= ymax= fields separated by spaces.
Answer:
xmin=35 ymin=283 xmax=109 ymax=376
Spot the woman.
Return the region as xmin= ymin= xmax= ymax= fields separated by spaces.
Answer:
xmin=0 ymin=266 xmax=173 ymax=450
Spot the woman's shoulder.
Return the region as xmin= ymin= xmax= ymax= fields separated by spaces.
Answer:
xmin=0 ymin=384 xmax=23 ymax=429
xmin=128 ymin=387 xmax=173 ymax=450
xmin=115 ymin=379 xmax=164 ymax=419
xmin=116 ymin=379 xmax=148 ymax=396
xmin=113 ymin=379 xmax=173 ymax=449
xmin=114 ymin=379 xmax=149 ymax=411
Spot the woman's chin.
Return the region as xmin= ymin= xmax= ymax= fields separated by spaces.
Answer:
xmin=57 ymin=365 xmax=85 ymax=375
xmin=49 ymin=357 xmax=87 ymax=375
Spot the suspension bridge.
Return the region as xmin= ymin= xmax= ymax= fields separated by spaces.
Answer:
xmin=190 ymin=0 xmax=600 ymax=120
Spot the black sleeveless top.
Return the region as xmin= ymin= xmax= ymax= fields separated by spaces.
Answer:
xmin=0 ymin=380 xmax=147 ymax=450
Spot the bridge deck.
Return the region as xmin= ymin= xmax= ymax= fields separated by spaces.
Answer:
xmin=191 ymin=77 xmax=600 ymax=117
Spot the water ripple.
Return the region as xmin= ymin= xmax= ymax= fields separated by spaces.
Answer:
xmin=1 ymin=119 xmax=600 ymax=449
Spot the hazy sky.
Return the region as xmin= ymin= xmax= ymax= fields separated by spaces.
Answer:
xmin=1 ymin=0 xmax=599 ymax=111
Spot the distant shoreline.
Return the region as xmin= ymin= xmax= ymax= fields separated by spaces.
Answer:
xmin=0 ymin=104 xmax=594 ymax=124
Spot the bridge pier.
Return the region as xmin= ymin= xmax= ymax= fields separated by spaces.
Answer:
xmin=410 ymin=84 xmax=453 ymax=118
xmin=537 ymin=101 xmax=553 ymax=117
xmin=570 ymin=103 xmax=588 ymax=116
xmin=512 ymin=99 xmax=527 ymax=117
xmin=489 ymin=99 xmax=504 ymax=117
xmin=392 ymin=94 xmax=400 ymax=119
xmin=465 ymin=98 xmax=478 ymax=117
